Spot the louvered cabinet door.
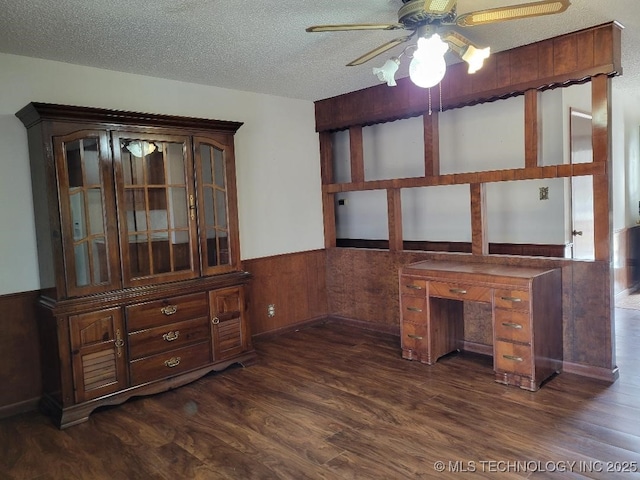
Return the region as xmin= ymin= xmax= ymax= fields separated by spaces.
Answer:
xmin=209 ymin=287 xmax=250 ymax=361
xmin=69 ymin=307 xmax=128 ymax=403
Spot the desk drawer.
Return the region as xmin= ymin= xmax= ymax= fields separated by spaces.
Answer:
xmin=494 ymin=341 xmax=533 ymax=376
xmin=400 ymin=296 xmax=427 ymax=322
xmin=494 ymin=309 xmax=531 ymax=344
xmin=494 ymin=289 xmax=530 ymax=310
xmin=128 ymin=316 xmax=210 ymax=360
xmin=429 ymin=282 xmax=491 ymax=303
xmin=127 ymin=292 xmax=209 ymax=331
xmin=400 ymin=276 xmax=427 ymax=297
xmin=401 ymin=321 xmax=428 ymax=352
xmin=129 ymin=341 xmax=211 ymax=386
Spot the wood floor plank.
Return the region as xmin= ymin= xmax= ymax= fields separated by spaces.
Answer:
xmin=3 ymin=310 xmax=640 ymax=479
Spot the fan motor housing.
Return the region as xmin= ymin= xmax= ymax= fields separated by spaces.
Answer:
xmin=398 ymin=0 xmax=456 ymax=28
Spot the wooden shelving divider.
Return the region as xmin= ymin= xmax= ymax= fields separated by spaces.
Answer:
xmin=314 ymin=22 xmax=622 ymax=257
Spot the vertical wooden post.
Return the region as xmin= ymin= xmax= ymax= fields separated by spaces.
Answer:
xmin=424 ymin=112 xmax=440 ymax=176
xmin=591 ymin=74 xmax=611 ymax=262
xmin=524 ymin=89 xmax=540 ymax=168
xmin=470 ymin=183 xmax=488 ymax=256
xmin=319 ymin=132 xmax=336 ymax=248
xmin=349 ymin=126 xmax=365 ymax=183
xmin=387 ymin=189 xmax=403 ymax=251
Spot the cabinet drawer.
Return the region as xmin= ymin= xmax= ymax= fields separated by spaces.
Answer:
xmin=399 ymin=276 xmax=427 ymax=297
xmin=129 ymin=341 xmax=211 ymax=386
xmin=429 ymin=282 xmax=491 ymax=303
xmin=400 ymin=296 xmax=427 ymax=323
xmin=494 ymin=289 xmax=530 ymax=310
xmin=126 ymin=292 xmax=208 ymax=331
xmin=494 ymin=341 xmax=533 ymax=377
xmin=401 ymin=321 xmax=428 ymax=352
xmin=128 ymin=316 xmax=210 ymax=360
xmin=494 ymin=309 xmax=531 ymax=344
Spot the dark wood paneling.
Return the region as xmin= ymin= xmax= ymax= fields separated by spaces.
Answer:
xmin=326 ymin=248 xmax=616 ymax=377
xmin=244 ymin=250 xmax=328 ymax=336
xmin=0 ymin=290 xmax=41 ymax=418
xmin=315 ymin=23 xmax=622 ymax=132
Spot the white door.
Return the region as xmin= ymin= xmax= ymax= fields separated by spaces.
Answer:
xmin=569 ymin=109 xmax=595 ymax=260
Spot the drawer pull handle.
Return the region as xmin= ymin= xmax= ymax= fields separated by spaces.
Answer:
xmin=162 ymin=330 xmax=180 ymax=342
xmin=161 ymin=305 xmax=178 ymax=316
xmin=407 ymin=334 xmax=423 ymax=340
xmin=407 ymin=307 xmax=423 ymax=312
xmin=211 ymin=316 xmax=220 ymax=325
xmin=502 ymin=354 xmax=523 ymax=362
xmin=500 ymin=296 xmax=522 ymax=302
xmin=501 ymin=322 xmax=523 ymax=330
xmin=406 ymin=284 xmax=423 ymax=290
xmin=164 ymin=357 xmax=181 ymax=368
xmin=449 ymin=288 xmax=467 ymax=295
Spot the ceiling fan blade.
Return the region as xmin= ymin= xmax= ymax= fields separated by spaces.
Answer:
xmin=423 ymin=0 xmax=457 ymax=15
xmin=347 ymin=35 xmax=414 ymax=66
xmin=456 ymin=0 xmax=570 ymax=27
xmin=306 ymin=23 xmax=403 ymax=32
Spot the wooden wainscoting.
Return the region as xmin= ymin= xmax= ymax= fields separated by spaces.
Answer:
xmin=327 ymin=248 xmax=617 ymax=382
xmin=244 ymin=250 xmax=328 ymax=338
xmin=0 ymin=290 xmax=41 ymax=418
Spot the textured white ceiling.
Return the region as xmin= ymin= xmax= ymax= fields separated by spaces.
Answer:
xmin=0 ymin=0 xmax=638 ymax=102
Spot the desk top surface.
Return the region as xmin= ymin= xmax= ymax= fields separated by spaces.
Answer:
xmin=402 ymin=260 xmax=559 ymax=282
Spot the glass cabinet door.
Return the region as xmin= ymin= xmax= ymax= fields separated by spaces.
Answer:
xmin=194 ymin=136 xmax=240 ymax=276
xmin=54 ymin=130 xmax=121 ymax=297
xmin=113 ymin=133 xmax=199 ymax=287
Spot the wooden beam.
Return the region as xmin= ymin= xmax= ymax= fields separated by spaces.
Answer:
xmin=524 ymin=89 xmax=540 ymax=168
xmin=318 ymin=131 xmax=333 ymax=185
xmin=349 ymin=126 xmax=364 ymax=183
xmin=591 ymin=74 xmax=611 ymax=262
xmin=470 ymin=183 xmax=488 ymax=256
xmin=318 ymin=132 xmax=337 ymax=248
xmin=423 ymin=112 xmax=440 ymax=176
xmin=387 ymin=189 xmax=403 ymax=252
xmin=323 ymin=162 xmax=605 ymax=193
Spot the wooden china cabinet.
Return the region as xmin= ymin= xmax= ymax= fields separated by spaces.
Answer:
xmin=17 ymin=103 xmax=255 ymax=428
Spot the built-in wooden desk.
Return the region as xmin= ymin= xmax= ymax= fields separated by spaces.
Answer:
xmin=399 ymin=260 xmax=562 ymax=391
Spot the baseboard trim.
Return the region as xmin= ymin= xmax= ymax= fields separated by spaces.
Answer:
xmin=326 ymin=315 xmax=400 ymax=336
xmin=0 ymin=397 xmax=40 ymax=420
xmin=562 ymin=361 xmax=619 ymax=382
xmin=252 ymin=315 xmax=328 ymax=341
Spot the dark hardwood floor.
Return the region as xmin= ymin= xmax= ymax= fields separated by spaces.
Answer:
xmin=2 ymin=311 xmax=640 ymax=479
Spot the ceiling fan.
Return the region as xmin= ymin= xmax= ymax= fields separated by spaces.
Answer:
xmin=306 ymin=0 xmax=571 ymax=88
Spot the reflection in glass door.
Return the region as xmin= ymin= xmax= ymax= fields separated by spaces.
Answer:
xmin=196 ymin=139 xmax=233 ymax=276
xmin=56 ymin=130 xmax=120 ymax=296
xmin=116 ymin=135 xmax=197 ymax=285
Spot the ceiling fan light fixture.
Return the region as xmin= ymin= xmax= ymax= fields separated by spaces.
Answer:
xmin=409 ymin=34 xmax=449 ymax=89
xmin=462 ymin=45 xmax=491 ymax=74
xmin=373 ymin=57 xmax=400 ymax=86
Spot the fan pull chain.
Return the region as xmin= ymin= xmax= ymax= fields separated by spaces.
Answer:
xmin=428 ymin=87 xmax=432 ymax=116
xmin=439 ymin=82 xmax=443 ymax=113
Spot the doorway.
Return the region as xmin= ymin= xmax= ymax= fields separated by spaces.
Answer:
xmin=569 ymin=108 xmax=595 ymax=260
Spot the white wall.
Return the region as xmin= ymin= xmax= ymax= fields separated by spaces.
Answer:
xmin=0 ymin=53 xmax=324 ymax=295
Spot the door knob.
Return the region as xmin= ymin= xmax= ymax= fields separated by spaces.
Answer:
xmin=572 ymin=230 xmax=583 ymax=236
